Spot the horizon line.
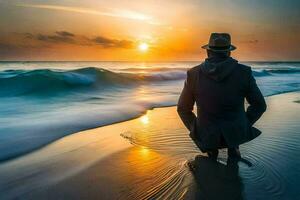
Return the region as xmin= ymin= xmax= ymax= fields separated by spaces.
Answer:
xmin=0 ymin=60 xmax=300 ymax=63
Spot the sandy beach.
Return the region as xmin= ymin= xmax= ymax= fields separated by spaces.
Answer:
xmin=0 ymin=92 xmax=300 ymax=200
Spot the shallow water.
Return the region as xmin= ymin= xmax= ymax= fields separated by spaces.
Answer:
xmin=117 ymin=93 xmax=300 ymax=200
xmin=0 ymin=92 xmax=299 ymax=199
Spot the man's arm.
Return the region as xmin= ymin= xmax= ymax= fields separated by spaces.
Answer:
xmin=245 ymin=69 xmax=267 ymax=125
xmin=177 ymin=70 xmax=196 ymax=131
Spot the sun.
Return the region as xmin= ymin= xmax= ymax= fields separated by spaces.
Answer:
xmin=138 ymin=42 xmax=149 ymax=52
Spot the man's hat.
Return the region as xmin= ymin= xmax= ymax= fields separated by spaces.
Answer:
xmin=201 ymin=33 xmax=236 ymax=52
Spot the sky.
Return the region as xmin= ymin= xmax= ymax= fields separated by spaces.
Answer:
xmin=0 ymin=0 xmax=299 ymax=61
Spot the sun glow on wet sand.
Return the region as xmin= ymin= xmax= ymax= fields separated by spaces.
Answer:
xmin=140 ymin=115 xmax=149 ymax=124
xmin=140 ymin=146 xmax=149 ymax=155
xmin=138 ymin=42 xmax=149 ymax=52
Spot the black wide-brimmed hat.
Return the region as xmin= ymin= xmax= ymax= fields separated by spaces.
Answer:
xmin=201 ymin=33 xmax=236 ymax=52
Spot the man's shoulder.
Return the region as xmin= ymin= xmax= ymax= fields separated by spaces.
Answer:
xmin=233 ymin=62 xmax=254 ymax=81
xmin=236 ymin=62 xmax=252 ymax=73
xmin=187 ymin=63 xmax=203 ymax=74
xmin=186 ymin=61 xmax=253 ymax=77
xmin=184 ymin=64 xmax=203 ymax=84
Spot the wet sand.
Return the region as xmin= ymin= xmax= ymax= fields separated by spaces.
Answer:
xmin=1 ymin=92 xmax=300 ymax=199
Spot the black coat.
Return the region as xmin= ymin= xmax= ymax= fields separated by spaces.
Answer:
xmin=177 ymin=57 xmax=267 ymax=152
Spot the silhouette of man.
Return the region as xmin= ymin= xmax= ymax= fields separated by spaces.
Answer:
xmin=177 ymin=33 xmax=266 ymax=161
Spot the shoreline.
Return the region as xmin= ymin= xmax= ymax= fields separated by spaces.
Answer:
xmin=0 ymin=103 xmax=178 ymax=164
xmin=1 ymin=92 xmax=300 ymax=199
xmin=1 ymin=90 xmax=299 ymax=164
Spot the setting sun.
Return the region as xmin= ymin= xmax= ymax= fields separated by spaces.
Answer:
xmin=138 ymin=42 xmax=149 ymax=52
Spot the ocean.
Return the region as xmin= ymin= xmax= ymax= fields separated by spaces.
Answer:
xmin=1 ymin=61 xmax=300 ymax=162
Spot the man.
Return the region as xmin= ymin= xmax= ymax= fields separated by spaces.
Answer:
xmin=177 ymin=33 xmax=267 ymax=161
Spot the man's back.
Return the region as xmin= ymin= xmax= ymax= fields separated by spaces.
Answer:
xmin=194 ymin=57 xmax=258 ymax=122
xmin=177 ymin=55 xmax=266 ymax=151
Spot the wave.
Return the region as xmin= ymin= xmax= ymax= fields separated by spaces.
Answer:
xmin=265 ymin=68 xmax=300 ymax=74
xmin=0 ymin=67 xmax=186 ymax=96
xmin=0 ymin=68 xmax=128 ymax=96
xmin=252 ymin=68 xmax=300 ymax=77
xmin=119 ymin=67 xmax=188 ymax=72
xmin=1 ymin=66 xmax=300 ymax=96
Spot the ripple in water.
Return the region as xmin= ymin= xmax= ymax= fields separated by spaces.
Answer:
xmin=120 ymin=93 xmax=300 ymax=200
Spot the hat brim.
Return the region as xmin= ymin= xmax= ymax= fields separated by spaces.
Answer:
xmin=201 ymin=44 xmax=236 ymax=52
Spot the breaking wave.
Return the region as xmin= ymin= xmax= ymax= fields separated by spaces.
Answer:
xmin=1 ymin=66 xmax=300 ymax=96
xmin=0 ymin=67 xmax=186 ymax=96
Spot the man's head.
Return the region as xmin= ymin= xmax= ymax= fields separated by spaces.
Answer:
xmin=207 ymin=50 xmax=230 ymax=58
xmin=202 ymin=33 xmax=236 ymax=58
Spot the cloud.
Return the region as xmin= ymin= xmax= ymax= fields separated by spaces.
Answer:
xmin=16 ymin=4 xmax=152 ymax=22
xmin=240 ymin=39 xmax=259 ymax=44
xmin=24 ymin=31 xmax=76 ymax=44
xmin=21 ymin=31 xmax=134 ymax=48
xmin=91 ymin=36 xmax=133 ymax=48
xmin=0 ymin=43 xmax=19 ymax=51
xmin=0 ymin=31 xmax=135 ymax=59
xmin=247 ymin=39 xmax=258 ymax=44
xmin=55 ymin=31 xmax=75 ymax=37
xmin=0 ymin=42 xmax=49 ymax=59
